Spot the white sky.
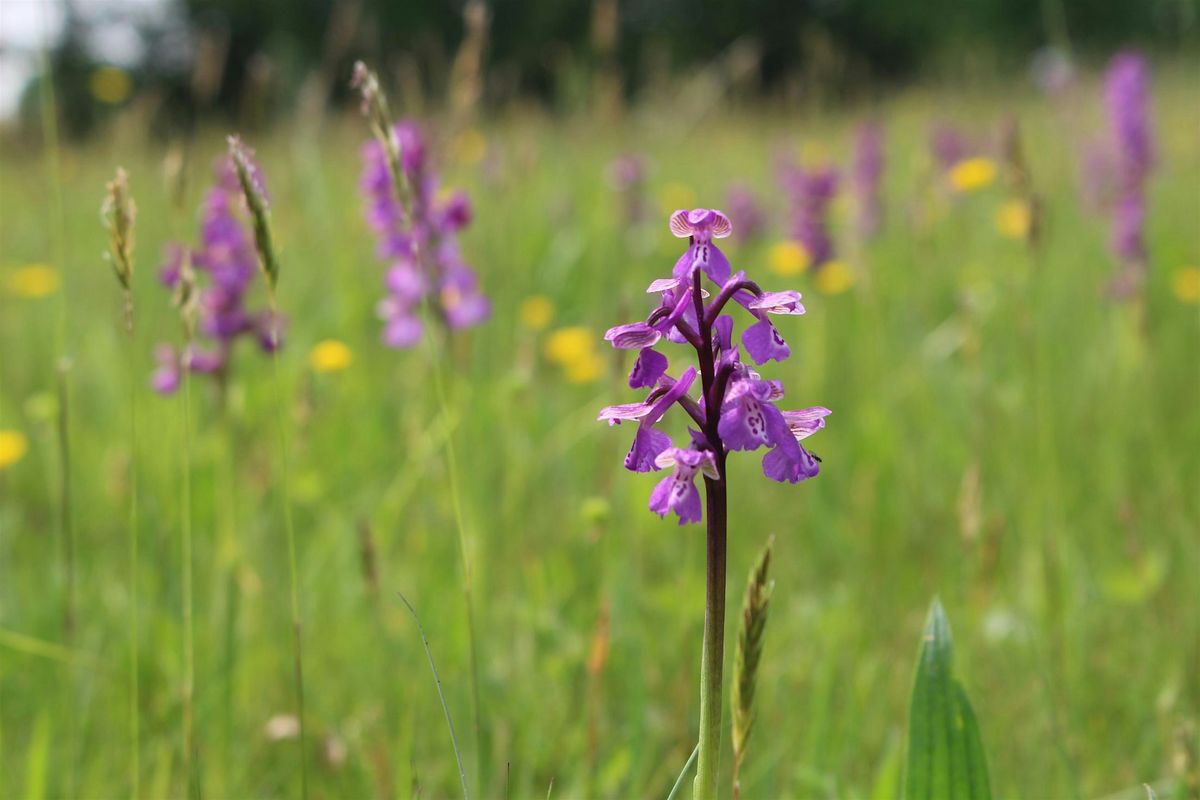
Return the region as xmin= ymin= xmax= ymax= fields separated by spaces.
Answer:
xmin=0 ymin=0 xmax=170 ymax=118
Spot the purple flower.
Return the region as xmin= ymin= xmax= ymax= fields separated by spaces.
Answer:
xmin=779 ymin=163 xmax=839 ymax=269
xmin=1098 ymin=51 xmax=1155 ymax=291
xmin=1105 ymin=52 xmax=1154 ymax=189
xmin=726 ymin=183 xmax=765 ymax=243
xmin=598 ymin=209 xmax=828 ymax=524
xmin=649 ymin=448 xmax=718 ymax=525
xmin=670 ymin=208 xmax=733 ymax=284
xmin=152 ymin=155 xmax=281 ymax=393
xmin=360 ymin=120 xmax=489 ymax=347
xmin=852 ymin=121 xmax=885 ymax=239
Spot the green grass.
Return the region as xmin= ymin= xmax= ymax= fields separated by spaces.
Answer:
xmin=0 ymin=66 xmax=1197 ymax=799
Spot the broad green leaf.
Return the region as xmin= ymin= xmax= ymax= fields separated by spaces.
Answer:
xmin=903 ymin=599 xmax=992 ymax=800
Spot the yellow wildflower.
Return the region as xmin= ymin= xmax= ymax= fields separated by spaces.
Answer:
xmin=768 ymin=241 xmax=810 ymax=277
xmin=658 ymin=182 xmax=696 ymax=216
xmin=544 ymin=326 xmax=594 ymax=365
xmin=0 ymin=430 xmax=29 ymax=470
xmin=449 ymin=128 xmax=488 ymax=166
xmin=309 ymin=340 xmax=353 ymax=373
xmin=949 ymin=158 xmax=997 ymax=193
xmin=89 ymin=66 xmax=132 ymax=105
xmin=4 ymin=264 xmax=59 ymax=298
xmin=814 ymin=261 xmax=855 ymax=295
xmin=995 ymin=200 xmax=1031 ymax=239
xmin=519 ymin=295 xmax=555 ymax=331
xmin=1172 ymin=267 xmax=1200 ymax=305
xmin=564 ymin=353 xmax=604 ymax=384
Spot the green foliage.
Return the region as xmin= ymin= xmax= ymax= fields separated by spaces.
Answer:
xmin=903 ymin=600 xmax=991 ymax=800
xmin=0 ymin=70 xmax=1197 ymax=797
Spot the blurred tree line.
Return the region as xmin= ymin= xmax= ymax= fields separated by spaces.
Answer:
xmin=30 ymin=0 xmax=1200 ymax=137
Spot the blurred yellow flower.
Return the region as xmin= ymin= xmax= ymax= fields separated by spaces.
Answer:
xmin=309 ymin=340 xmax=353 ymax=373
xmin=814 ymin=261 xmax=855 ymax=295
xmin=949 ymin=158 xmax=997 ymax=193
xmin=995 ymin=200 xmax=1031 ymax=239
xmin=544 ymin=326 xmax=594 ymax=365
xmin=450 ymin=128 xmax=488 ymax=166
xmin=89 ymin=66 xmax=132 ymax=105
xmin=544 ymin=326 xmax=603 ymax=384
xmin=768 ymin=241 xmax=810 ymax=276
xmin=4 ymin=264 xmax=60 ymax=298
xmin=564 ymin=353 xmax=604 ymax=384
xmin=519 ymin=295 xmax=555 ymax=331
xmin=658 ymin=182 xmax=696 ymax=215
xmin=0 ymin=430 xmax=29 ymax=470
xmin=1172 ymin=267 xmax=1200 ymax=305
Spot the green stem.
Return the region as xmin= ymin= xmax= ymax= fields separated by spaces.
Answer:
xmin=181 ymin=365 xmax=196 ymax=797
xmin=693 ymin=470 xmax=728 ymax=800
xmin=424 ymin=324 xmax=483 ymax=793
xmin=126 ymin=298 xmax=140 ymax=799
xmin=268 ymin=322 xmax=309 ymax=800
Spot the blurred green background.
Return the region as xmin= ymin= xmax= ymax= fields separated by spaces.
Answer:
xmin=1 ymin=1 xmax=1199 ymax=798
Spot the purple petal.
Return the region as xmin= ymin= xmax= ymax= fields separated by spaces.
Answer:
xmin=763 ymin=443 xmax=821 ymax=484
xmin=625 ymin=426 xmax=672 ymax=473
xmin=629 ymin=348 xmax=669 ymax=389
xmin=383 ymin=316 xmax=423 ymax=348
xmin=782 ymin=407 xmax=831 ymax=440
xmin=598 ymin=402 xmax=652 ymax=425
xmin=605 ymin=322 xmax=662 ymax=350
xmin=749 ymin=291 xmax=806 ymax=315
xmin=741 ymin=318 xmax=791 ymax=364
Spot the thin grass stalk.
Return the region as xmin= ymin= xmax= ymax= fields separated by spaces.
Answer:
xmin=352 ymin=63 xmax=483 ymax=789
xmin=126 ymin=290 xmax=140 ymax=799
xmin=398 ymin=592 xmax=470 ymax=800
xmin=730 ymin=536 xmax=774 ymax=800
xmin=38 ymin=30 xmax=77 ymax=798
xmin=104 ymin=166 xmax=141 ymax=799
xmin=266 ymin=319 xmax=309 ymax=799
xmin=668 ymin=745 xmax=701 ymax=800
xmin=422 ymin=318 xmax=484 ymax=790
xmin=180 ymin=359 xmax=197 ymax=797
xmin=229 ymin=137 xmax=308 ymax=798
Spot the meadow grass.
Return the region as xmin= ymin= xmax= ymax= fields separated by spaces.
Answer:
xmin=0 ymin=67 xmax=1197 ymax=798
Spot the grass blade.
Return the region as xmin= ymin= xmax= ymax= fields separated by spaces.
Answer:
xmin=666 ymin=744 xmax=699 ymax=800
xmin=397 ymin=592 xmax=470 ymax=800
xmin=903 ymin=598 xmax=991 ymax=800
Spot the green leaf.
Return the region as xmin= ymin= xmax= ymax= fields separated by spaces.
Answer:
xmin=903 ymin=599 xmax=992 ymax=800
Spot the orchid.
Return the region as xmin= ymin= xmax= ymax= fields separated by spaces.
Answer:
xmin=598 ymin=207 xmax=828 ymax=800
xmin=152 ymin=155 xmax=281 ymax=394
xmin=360 ymin=119 xmax=490 ymax=347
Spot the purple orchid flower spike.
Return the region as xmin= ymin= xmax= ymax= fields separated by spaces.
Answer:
xmin=360 ymin=119 xmax=489 ymax=347
xmin=1100 ymin=51 xmax=1155 ymax=296
xmin=779 ymin=163 xmax=840 ymax=270
xmin=598 ymin=207 xmax=829 ymax=799
xmin=598 ymin=207 xmax=828 ymax=520
xmin=151 ymin=155 xmax=282 ymax=394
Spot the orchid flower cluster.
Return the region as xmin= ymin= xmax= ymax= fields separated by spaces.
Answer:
xmin=152 ymin=154 xmax=280 ymax=394
xmin=780 ymin=162 xmax=840 ymax=270
xmin=851 ymin=121 xmax=885 ymax=240
xmin=599 ymin=208 xmax=829 ymax=524
xmin=360 ymin=120 xmax=489 ymax=348
xmin=1102 ymin=51 xmax=1154 ymax=294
